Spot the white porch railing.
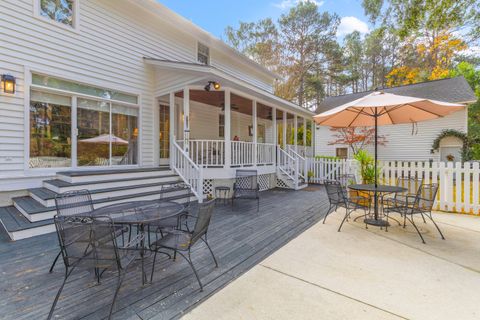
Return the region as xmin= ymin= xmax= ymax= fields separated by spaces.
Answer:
xmin=171 ymin=140 xmax=204 ymax=203
xmin=257 ymin=143 xmax=276 ymax=165
xmin=286 ymin=147 xmax=307 ymax=185
xmin=188 ymin=140 xmax=225 ymax=167
xmin=231 ymin=141 xmax=255 ymax=166
xmin=277 ymin=147 xmax=297 ymax=182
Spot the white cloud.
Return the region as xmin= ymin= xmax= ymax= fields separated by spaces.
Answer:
xmin=337 ymin=16 xmax=369 ymax=36
xmin=273 ymin=0 xmax=325 ymax=10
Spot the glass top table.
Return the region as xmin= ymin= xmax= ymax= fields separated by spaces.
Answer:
xmin=348 ymin=184 xmax=407 ymax=227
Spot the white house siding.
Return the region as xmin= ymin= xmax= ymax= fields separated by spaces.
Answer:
xmin=315 ymin=110 xmax=467 ymax=161
xmin=174 ymin=99 xmax=274 ymax=143
xmin=0 ymin=0 xmax=275 ymax=190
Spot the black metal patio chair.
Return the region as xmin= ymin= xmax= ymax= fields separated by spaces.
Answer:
xmin=149 ymin=199 xmax=218 ymax=290
xmin=382 ymin=177 xmax=425 ymax=222
xmin=232 ymin=169 xmax=260 ymax=212
xmin=323 ymin=180 xmax=368 ymax=232
xmin=338 ymin=174 xmax=371 ymax=208
xmin=385 ymin=183 xmax=445 ymax=243
xmin=49 ymin=190 xmax=95 ymax=273
xmin=48 ymin=215 xmax=143 ymax=320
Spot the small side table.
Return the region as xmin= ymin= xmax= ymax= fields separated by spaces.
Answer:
xmin=214 ymin=186 xmax=230 ymax=205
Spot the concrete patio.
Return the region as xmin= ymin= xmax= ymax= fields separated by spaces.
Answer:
xmin=183 ymin=209 xmax=480 ymax=320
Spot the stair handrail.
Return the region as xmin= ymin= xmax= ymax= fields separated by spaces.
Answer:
xmin=277 ymin=147 xmax=297 ymax=186
xmin=171 ymin=140 xmax=204 ymax=203
xmin=285 ymin=147 xmax=308 ymax=184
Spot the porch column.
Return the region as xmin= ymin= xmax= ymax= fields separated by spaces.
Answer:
xmin=183 ymin=87 xmax=190 ymax=154
xmin=224 ymin=89 xmax=231 ymax=168
xmin=303 ymin=117 xmax=307 ymax=151
xmin=282 ymin=112 xmax=287 ymax=149
xmin=272 ymin=106 xmax=277 ymax=146
xmin=253 ymin=100 xmax=257 ymax=166
xmin=294 ymin=114 xmax=298 ymax=152
xmin=169 ymin=92 xmax=175 ymax=163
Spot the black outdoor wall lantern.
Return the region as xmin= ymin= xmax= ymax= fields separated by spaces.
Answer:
xmin=204 ymin=81 xmax=221 ymax=92
xmin=1 ymin=74 xmax=16 ymax=94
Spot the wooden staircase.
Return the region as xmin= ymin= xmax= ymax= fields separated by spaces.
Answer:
xmin=0 ymin=166 xmax=193 ymax=241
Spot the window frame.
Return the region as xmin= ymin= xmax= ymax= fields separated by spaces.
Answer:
xmin=197 ymin=42 xmax=210 ymax=65
xmin=34 ymin=0 xmax=80 ymax=31
xmin=25 ymin=69 xmax=141 ymax=172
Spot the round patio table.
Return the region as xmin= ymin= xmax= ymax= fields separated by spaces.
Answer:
xmin=91 ymin=200 xmax=185 ymax=285
xmin=348 ymin=184 xmax=407 ymax=227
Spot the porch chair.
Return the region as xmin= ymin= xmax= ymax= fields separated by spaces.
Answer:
xmin=48 ymin=215 xmax=143 ymax=320
xmin=49 ymin=190 xmax=95 ymax=273
xmin=232 ymin=169 xmax=260 ymax=212
xmin=323 ymin=180 xmax=368 ymax=232
xmin=385 ymin=183 xmax=445 ymax=243
xmin=149 ymin=199 xmax=218 ymax=290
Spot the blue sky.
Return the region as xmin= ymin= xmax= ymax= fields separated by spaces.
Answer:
xmin=158 ymin=0 xmax=370 ymax=41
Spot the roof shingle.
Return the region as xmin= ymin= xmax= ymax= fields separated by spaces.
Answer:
xmin=315 ymin=76 xmax=477 ymax=114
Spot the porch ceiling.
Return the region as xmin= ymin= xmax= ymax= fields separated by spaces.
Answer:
xmin=145 ymin=58 xmax=315 ymax=118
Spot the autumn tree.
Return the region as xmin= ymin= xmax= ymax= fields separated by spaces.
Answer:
xmin=328 ymin=127 xmax=388 ymax=155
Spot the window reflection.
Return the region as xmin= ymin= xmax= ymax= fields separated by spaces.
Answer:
xmin=29 ymin=91 xmax=72 ymax=168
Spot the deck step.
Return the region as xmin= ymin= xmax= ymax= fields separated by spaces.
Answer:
xmin=0 ymin=206 xmax=54 ymax=241
xmin=43 ymin=174 xmax=179 ymax=193
xmin=57 ymin=166 xmax=172 ymax=183
xmin=33 ymin=179 xmax=182 ymax=207
xmin=1 ymin=192 xmax=197 ymax=241
xmin=14 ymin=187 xmax=194 ymax=222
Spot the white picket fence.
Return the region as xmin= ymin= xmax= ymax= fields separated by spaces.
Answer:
xmin=307 ymin=159 xmax=358 ymax=184
xmin=379 ymin=161 xmax=480 ymax=215
xmin=307 ymin=158 xmax=480 ymax=215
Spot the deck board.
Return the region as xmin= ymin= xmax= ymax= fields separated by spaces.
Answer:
xmin=0 ymin=186 xmax=328 ymax=320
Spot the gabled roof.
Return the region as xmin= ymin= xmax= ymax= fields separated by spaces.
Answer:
xmin=144 ymin=58 xmax=315 ymax=117
xmin=316 ymin=77 xmax=477 ymax=114
xmin=129 ymin=0 xmax=280 ymax=81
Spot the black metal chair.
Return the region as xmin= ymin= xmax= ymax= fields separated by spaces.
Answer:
xmin=49 ymin=190 xmax=95 ymax=273
xmin=383 ymin=177 xmax=423 ymax=209
xmin=323 ymin=180 xmax=368 ymax=232
xmin=338 ymin=174 xmax=371 ymax=208
xmin=385 ymin=183 xmax=445 ymax=243
xmin=232 ymin=169 xmax=260 ymax=212
xmin=151 ymin=182 xmax=192 ymax=240
xmin=149 ymin=199 xmax=218 ymax=290
xmin=48 ymin=215 xmax=142 ymax=320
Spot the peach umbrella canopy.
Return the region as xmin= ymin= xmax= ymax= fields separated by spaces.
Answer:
xmin=314 ymin=91 xmax=465 ymax=127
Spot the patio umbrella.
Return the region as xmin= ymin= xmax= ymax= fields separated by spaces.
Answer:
xmin=314 ymin=91 xmax=464 ymax=225
xmin=79 ymin=134 xmax=129 ymax=145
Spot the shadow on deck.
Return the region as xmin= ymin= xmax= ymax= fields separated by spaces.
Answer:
xmin=0 ymin=186 xmax=328 ymax=320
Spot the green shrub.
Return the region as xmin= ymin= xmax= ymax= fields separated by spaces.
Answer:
xmin=314 ymin=155 xmax=340 ymax=160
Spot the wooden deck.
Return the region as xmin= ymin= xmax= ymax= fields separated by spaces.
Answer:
xmin=0 ymin=186 xmax=328 ymax=320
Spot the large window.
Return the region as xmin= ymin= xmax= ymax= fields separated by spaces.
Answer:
xmin=38 ymin=0 xmax=76 ymax=27
xmin=29 ymin=74 xmax=139 ymax=168
xmin=29 ymin=91 xmax=72 ymax=168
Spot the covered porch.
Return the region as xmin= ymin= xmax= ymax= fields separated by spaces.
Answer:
xmin=148 ymin=59 xmax=315 ymax=178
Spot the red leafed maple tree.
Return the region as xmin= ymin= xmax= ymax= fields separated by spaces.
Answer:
xmin=328 ymin=127 xmax=388 ymax=156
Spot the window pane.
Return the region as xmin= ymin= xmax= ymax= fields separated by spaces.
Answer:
xmin=29 ymin=94 xmax=72 ymax=168
xmin=159 ymin=104 xmax=170 ymax=159
xmin=77 ymin=99 xmax=110 ymax=166
xmin=32 ymin=74 xmax=138 ymax=104
xmin=112 ymin=104 xmax=138 ymax=165
xmin=40 ymin=0 xmax=74 ymax=26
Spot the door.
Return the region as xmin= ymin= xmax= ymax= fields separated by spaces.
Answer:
xmin=159 ymin=104 xmax=170 ymax=165
xmin=440 ymin=146 xmax=462 ymax=162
